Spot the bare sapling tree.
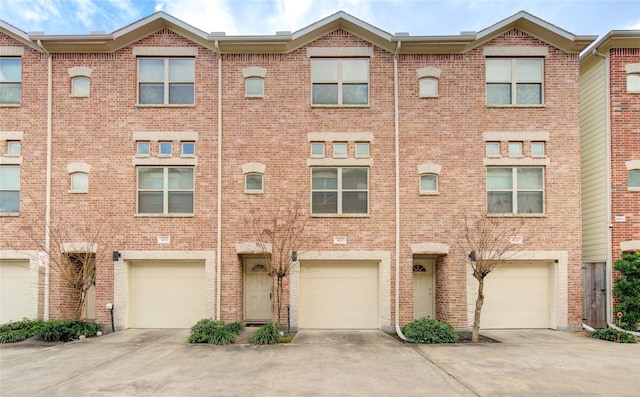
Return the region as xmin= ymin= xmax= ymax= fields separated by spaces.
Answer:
xmin=463 ymin=215 xmax=525 ymax=342
xmin=20 ymin=206 xmax=112 ymax=320
xmin=248 ymin=196 xmax=307 ymax=325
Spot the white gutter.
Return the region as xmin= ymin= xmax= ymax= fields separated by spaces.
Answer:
xmin=215 ymin=40 xmax=222 ymax=321
xmin=37 ymin=40 xmax=52 ymax=321
xmin=591 ymin=47 xmax=612 ymax=324
xmin=393 ymin=40 xmax=408 ymax=341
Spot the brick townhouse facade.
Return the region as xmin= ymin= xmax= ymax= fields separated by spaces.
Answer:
xmin=580 ymin=31 xmax=640 ymax=328
xmin=0 ymin=11 xmax=595 ymax=331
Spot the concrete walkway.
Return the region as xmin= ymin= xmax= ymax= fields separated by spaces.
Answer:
xmin=1 ymin=329 xmax=639 ymax=396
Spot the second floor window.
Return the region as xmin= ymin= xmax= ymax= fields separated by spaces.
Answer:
xmin=137 ymin=167 xmax=194 ymax=214
xmin=0 ymin=165 xmax=20 ymax=213
xmin=311 ymin=167 xmax=368 ymax=215
xmin=486 ymin=58 xmax=543 ymax=105
xmin=0 ymin=57 xmax=21 ymax=105
xmin=487 ymin=167 xmax=544 ymax=215
xmin=311 ymin=58 xmax=369 ymax=106
xmin=138 ymin=58 xmax=195 ymax=105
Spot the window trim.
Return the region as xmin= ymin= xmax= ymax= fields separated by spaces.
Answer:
xmin=311 ymin=167 xmax=369 ymax=216
xmin=136 ymin=166 xmax=195 ymax=216
xmin=137 ymin=57 xmax=195 ymax=106
xmin=487 ymin=167 xmax=545 ymax=216
xmin=486 ymin=57 xmax=544 ymax=107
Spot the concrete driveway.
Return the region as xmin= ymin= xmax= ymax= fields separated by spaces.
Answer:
xmin=1 ymin=329 xmax=639 ymax=397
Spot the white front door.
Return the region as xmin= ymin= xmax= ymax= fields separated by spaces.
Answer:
xmin=244 ymin=258 xmax=272 ymax=321
xmin=413 ymin=259 xmax=435 ymax=319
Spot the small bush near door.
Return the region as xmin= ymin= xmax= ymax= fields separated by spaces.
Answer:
xmin=403 ymin=318 xmax=459 ymax=343
xmin=35 ymin=319 xmax=102 ymax=342
xmin=188 ymin=318 xmax=244 ymax=345
xmin=250 ymin=322 xmax=282 ymax=345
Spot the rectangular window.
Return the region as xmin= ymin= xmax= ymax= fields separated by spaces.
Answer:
xmin=629 ymin=170 xmax=640 ymax=189
xmin=486 ymin=58 xmax=543 ymax=105
xmin=0 ymin=58 xmax=22 ymax=105
xmin=159 ymin=142 xmax=172 ymax=156
xmin=8 ymin=141 xmax=21 ymax=155
xmin=0 ymin=166 xmax=20 ymax=213
xmin=355 ymin=142 xmax=370 ymax=158
xmin=628 ymin=74 xmax=640 ymax=93
xmin=245 ymin=173 xmax=263 ymax=193
xmin=138 ymin=58 xmax=195 ymax=105
xmin=246 ymin=77 xmax=264 ymax=97
xmin=311 ymin=58 xmax=369 ymax=105
xmin=311 ymin=167 xmax=368 ymax=215
xmin=181 ymin=142 xmax=195 ymax=156
xmin=487 ymin=167 xmax=544 ymax=214
xmin=531 ymin=141 xmax=545 ymax=157
xmin=486 ymin=142 xmax=500 ymax=157
xmin=420 ymin=174 xmax=438 ymax=194
xmin=333 ymin=142 xmax=347 ymax=158
xmin=311 ymin=142 xmax=325 ymax=158
xmin=137 ymin=167 xmax=194 ymax=214
xmin=136 ymin=141 xmax=150 ymax=156
xmin=508 ymin=142 xmax=523 ymax=157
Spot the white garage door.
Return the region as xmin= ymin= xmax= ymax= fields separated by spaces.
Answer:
xmin=300 ymin=261 xmax=378 ymax=329
xmin=0 ymin=260 xmax=32 ymax=324
xmin=481 ymin=261 xmax=554 ymax=329
xmin=129 ymin=261 xmax=205 ymax=328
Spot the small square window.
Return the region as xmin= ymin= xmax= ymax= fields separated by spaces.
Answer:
xmin=245 ymin=173 xmax=263 ymax=193
xmin=70 ymin=172 xmax=89 ymax=192
xmin=8 ymin=141 xmax=21 ymax=155
xmin=627 ymin=74 xmax=640 ymax=93
xmin=246 ymin=77 xmax=264 ymax=97
xmin=137 ymin=142 xmax=150 ymax=156
xmin=311 ymin=142 xmax=325 ymax=158
xmin=355 ymin=142 xmax=370 ymax=158
xmin=182 ymin=142 xmax=195 ymax=156
xmin=333 ymin=142 xmax=347 ymax=158
xmin=531 ymin=142 xmax=545 ymax=157
xmin=159 ymin=142 xmax=172 ymax=156
xmin=509 ymin=142 xmax=523 ymax=157
xmin=419 ymin=77 xmax=438 ymax=97
xmin=71 ymin=76 xmax=90 ymax=97
xmin=486 ymin=142 xmax=500 ymax=157
xmin=420 ymin=174 xmax=438 ymax=194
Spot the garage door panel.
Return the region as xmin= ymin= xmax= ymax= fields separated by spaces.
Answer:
xmin=1 ymin=261 xmax=32 ymax=324
xmin=481 ymin=261 xmax=552 ymax=329
xmin=300 ymin=261 xmax=378 ymax=329
xmin=129 ymin=261 xmax=205 ymax=328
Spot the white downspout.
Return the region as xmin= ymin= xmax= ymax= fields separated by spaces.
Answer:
xmin=394 ymin=41 xmax=408 ymax=341
xmin=215 ymin=40 xmax=222 ymax=321
xmin=591 ymin=47 xmax=612 ymax=325
xmin=37 ymin=40 xmax=52 ymax=321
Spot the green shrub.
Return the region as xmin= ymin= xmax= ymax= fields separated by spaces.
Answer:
xmin=589 ymin=327 xmax=637 ymax=344
xmin=403 ymin=317 xmax=459 ymax=343
xmin=188 ymin=318 xmax=242 ymax=345
xmin=0 ymin=318 xmax=44 ymax=343
xmin=613 ymin=252 xmax=640 ymax=331
xmin=250 ymin=322 xmax=282 ymax=345
xmin=34 ymin=319 xmax=102 ymax=342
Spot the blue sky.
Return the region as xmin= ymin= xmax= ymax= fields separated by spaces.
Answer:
xmin=3 ymin=0 xmax=639 ymax=46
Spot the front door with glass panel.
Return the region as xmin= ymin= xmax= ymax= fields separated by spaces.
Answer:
xmin=413 ymin=259 xmax=435 ymax=319
xmin=244 ymin=258 xmax=272 ymax=321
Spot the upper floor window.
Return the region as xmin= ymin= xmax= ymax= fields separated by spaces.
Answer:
xmin=311 ymin=58 xmax=369 ymax=106
xmin=245 ymin=173 xmax=264 ymax=194
xmin=137 ymin=167 xmax=194 ymax=214
xmin=138 ymin=58 xmax=195 ymax=105
xmin=486 ymin=142 xmax=500 ymax=157
xmin=355 ymin=142 xmax=370 ymax=158
xmin=7 ymin=141 xmax=21 ymax=155
xmin=333 ymin=142 xmax=347 ymax=158
xmin=531 ymin=141 xmax=545 ymax=157
xmin=419 ymin=78 xmax=438 ymax=98
xmin=159 ymin=141 xmax=172 ymax=156
xmin=311 ymin=167 xmax=368 ymax=215
xmin=420 ymin=174 xmax=438 ymax=194
xmin=628 ymin=74 xmax=640 ymax=93
xmin=181 ymin=142 xmax=195 ymax=157
xmin=0 ymin=165 xmax=20 ymax=213
xmin=486 ymin=58 xmax=543 ymax=105
xmin=629 ymin=170 xmax=640 ymax=190
xmin=508 ymin=142 xmax=523 ymax=157
xmin=71 ymin=77 xmax=90 ymax=97
xmin=246 ymin=77 xmax=264 ymax=97
xmin=137 ymin=141 xmax=150 ymax=156
xmin=70 ymin=172 xmax=89 ymax=193
xmin=0 ymin=58 xmax=21 ymax=105
xmin=311 ymin=142 xmax=325 ymax=158
xmin=487 ymin=167 xmax=544 ymax=215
